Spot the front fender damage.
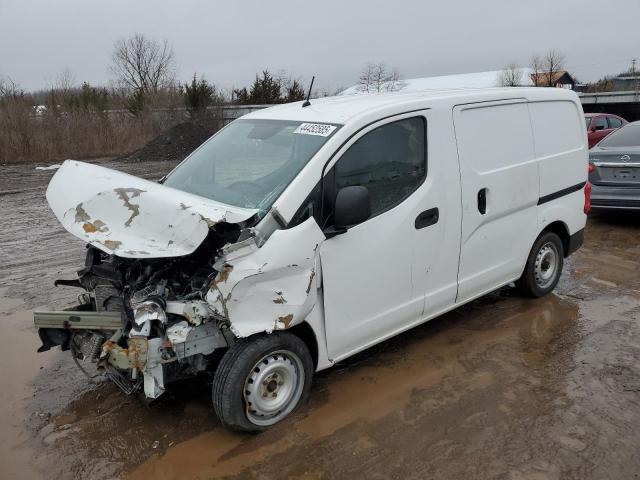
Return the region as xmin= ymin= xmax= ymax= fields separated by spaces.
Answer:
xmin=206 ymin=218 xmax=325 ymax=338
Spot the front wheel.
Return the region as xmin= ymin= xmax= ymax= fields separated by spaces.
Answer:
xmin=516 ymin=232 xmax=564 ymax=297
xmin=212 ymin=332 xmax=313 ymax=432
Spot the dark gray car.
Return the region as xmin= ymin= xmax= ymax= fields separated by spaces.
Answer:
xmin=589 ymin=121 xmax=640 ymax=210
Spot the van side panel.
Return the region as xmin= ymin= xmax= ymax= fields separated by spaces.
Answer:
xmin=454 ymin=101 xmax=539 ymax=302
xmin=528 ymin=100 xmax=588 ymax=239
xmin=528 ymin=100 xmax=587 ymax=208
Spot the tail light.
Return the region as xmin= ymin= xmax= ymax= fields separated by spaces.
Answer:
xmin=588 ymin=162 xmax=595 ymax=174
xmin=584 ymin=181 xmax=592 ymax=214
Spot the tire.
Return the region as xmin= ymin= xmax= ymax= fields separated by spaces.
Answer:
xmin=516 ymin=231 xmax=564 ymax=298
xmin=212 ymin=332 xmax=313 ymax=432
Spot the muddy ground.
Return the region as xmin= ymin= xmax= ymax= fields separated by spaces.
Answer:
xmin=1 ymin=159 xmax=639 ymax=480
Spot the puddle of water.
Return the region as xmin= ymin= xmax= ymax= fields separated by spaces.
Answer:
xmin=128 ymin=294 xmax=580 ymax=479
xmin=0 ymin=295 xmax=53 ymax=479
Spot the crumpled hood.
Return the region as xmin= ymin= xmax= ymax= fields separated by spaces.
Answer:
xmin=47 ymin=160 xmax=258 ymax=258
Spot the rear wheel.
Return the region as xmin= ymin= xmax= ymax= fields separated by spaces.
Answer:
xmin=516 ymin=232 xmax=564 ymax=297
xmin=212 ymin=332 xmax=313 ymax=432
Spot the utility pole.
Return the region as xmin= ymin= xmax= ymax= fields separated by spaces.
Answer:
xmin=633 ymin=59 xmax=640 ymax=99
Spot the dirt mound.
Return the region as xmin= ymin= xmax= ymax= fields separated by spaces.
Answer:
xmin=118 ymin=122 xmax=214 ymax=163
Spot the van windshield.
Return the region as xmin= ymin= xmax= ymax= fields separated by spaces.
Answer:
xmin=164 ymin=119 xmax=339 ymax=215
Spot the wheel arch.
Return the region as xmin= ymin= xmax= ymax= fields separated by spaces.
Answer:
xmin=539 ymin=220 xmax=571 ymax=257
xmin=287 ymin=321 xmax=319 ymax=370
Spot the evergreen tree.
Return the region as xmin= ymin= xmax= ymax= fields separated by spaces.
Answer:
xmin=126 ymin=87 xmax=147 ymax=116
xmin=233 ymin=87 xmax=250 ymax=105
xmin=184 ymin=74 xmax=215 ymax=113
xmin=247 ymin=70 xmax=282 ymax=104
xmin=286 ymin=79 xmax=306 ymax=102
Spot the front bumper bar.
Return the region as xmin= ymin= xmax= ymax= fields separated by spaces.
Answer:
xmin=34 ymin=310 xmax=121 ymax=353
xmin=34 ymin=310 xmax=122 ymax=330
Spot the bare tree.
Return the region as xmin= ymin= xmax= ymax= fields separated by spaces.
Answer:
xmin=358 ymin=63 xmax=404 ymax=93
xmin=55 ymin=68 xmax=76 ymax=92
xmin=358 ymin=63 xmax=375 ymax=93
xmin=44 ymin=68 xmax=78 ymax=110
xmin=0 ymin=76 xmax=22 ymax=98
xmin=544 ymin=49 xmax=565 ymax=87
xmin=371 ymin=63 xmax=387 ymax=92
xmin=530 ymin=50 xmax=566 ymax=87
xmin=273 ymin=70 xmax=308 ymax=102
xmin=275 ymin=69 xmax=293 ymax=91
xmin=382 ymin=67 xmax=404 ymax=92
xmin=530 ymin=55 xmax=543 ymax=86
xmin=497 ymin=63 xmax=523 ymax=87
xmin=110 ymin=33 xmax=176 ymax=94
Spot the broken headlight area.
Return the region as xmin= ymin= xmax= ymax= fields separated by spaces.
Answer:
xmin=36 ymin=223 xmax=241 ymax=399
xmin=131 ymin=297 xmax=167 ymax=336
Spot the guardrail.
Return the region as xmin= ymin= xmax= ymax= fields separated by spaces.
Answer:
xmin=29 ymin=104 xmax=271 ymax=123
xmin=578 ymin=91 xmax=640 ymax=104
xmin=216 ymin=105 xmax=270 ymax=124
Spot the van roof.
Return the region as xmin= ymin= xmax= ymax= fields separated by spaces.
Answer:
xmin=244 ymin=87 xmax=580 ymax=125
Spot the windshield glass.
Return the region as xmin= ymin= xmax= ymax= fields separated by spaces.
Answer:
xmin=164 ymin=119 xmax=339 ymax=214
xmin=598 ymin=123 xmax=640 ymax=148
xmin=584 ymin=116 xmax=592 ymax=128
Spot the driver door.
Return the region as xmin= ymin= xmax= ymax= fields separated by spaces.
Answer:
xmin=319 ymin=113 xmax=452 ymax=361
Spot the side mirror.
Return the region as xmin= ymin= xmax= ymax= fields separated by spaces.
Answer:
xmin=324 ymin=186 xmax=371 ymax=238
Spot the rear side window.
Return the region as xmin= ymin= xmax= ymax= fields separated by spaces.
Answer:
xmin=608 ymin=117 xmax=623 ymax=129
xmin=334 ymin=117 xmax=426 ymax=216
xmin=598 ymin=124 xmax=640 ymax=148
xmin=528 ymin=101 xmax=584 ymax=157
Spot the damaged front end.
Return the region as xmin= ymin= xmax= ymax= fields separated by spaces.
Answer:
xmin=35 ymin=160 xmax=326 ymax=401
xmin=36 ymin=231 xmax=240 ymax=399
xmin=35 ymin=160 xmax=258 ymax=399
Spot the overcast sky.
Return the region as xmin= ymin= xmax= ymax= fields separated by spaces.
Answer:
xmin=1 ymin=0 xmax=639 ymax=93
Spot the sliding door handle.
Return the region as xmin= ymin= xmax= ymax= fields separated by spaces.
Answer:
xmin=415 ymin=208 xmax=439 ymax=229
xmin=477 ymin=188 xmax=487 ymax=215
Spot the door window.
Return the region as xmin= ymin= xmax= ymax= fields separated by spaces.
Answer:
xmin=594 ymin=116 xmax=608 ymax=130
xmin=608 ymin=117 xmax=623 ymax=129
xmin=333 ymin=117 xmax=427 ymax=219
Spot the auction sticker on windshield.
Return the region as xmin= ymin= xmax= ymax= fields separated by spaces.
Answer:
xmin=294 ymin=123 xmax=337 ymax=137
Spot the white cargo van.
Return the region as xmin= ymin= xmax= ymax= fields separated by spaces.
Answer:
xmin=35 ymin=88 xmax=588 ymax=431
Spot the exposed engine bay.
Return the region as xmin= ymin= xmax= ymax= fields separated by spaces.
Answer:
xmin=37 ymin=223 xmax=242 ymax=399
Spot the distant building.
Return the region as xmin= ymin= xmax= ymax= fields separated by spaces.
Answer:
xmin=530 ymin=70 xmax=576 ymax=89
xmin=611 ymin=74 xmax=640 ymax=91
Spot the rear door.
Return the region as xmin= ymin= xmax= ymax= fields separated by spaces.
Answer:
xmin=453 ymin=100 xmax=538 ymax=302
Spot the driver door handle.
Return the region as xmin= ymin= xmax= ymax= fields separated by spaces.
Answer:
xmin=415 ymin=208 xmax=439 ymax=229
